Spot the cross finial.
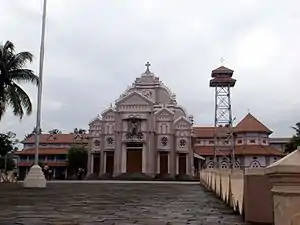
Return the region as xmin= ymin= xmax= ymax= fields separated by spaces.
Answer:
xmin=145 ymin=61 xmax=151 ymax=74
xmin=247 ymin=108 xmax=251 ymax=113
xmin=220 ymin=57 xmax=225 ymax=65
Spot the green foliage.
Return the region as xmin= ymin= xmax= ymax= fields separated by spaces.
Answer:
xmin=0 ymin=40 xmax=39 ymax=120
xmin=67 ymin=145 xmax=88 ymax=174
xmin=48 ymin=129 xmax=62 ymax=134
xmin=0 ymin=132 xmax=18 ymax=170
xmin=0 ymin=131 xmax=18 ymax=157
xmin=73 ymin=128 xmax=86 ymax=134
xmin=285 ymin=122 xmax=300 ymax=153
xmin=0 ymin=154 xmax=15 ymax=170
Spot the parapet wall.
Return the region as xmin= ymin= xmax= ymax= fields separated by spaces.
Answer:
xmin=200 ymin=147 xmax=300 ymax=225
xmin=200 ymin=168 xmax=273 ymax=224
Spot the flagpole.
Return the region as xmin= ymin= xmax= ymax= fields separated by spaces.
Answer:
xmin=34 ymin=0 xmax=47 ymax=165
xmin=24 ymin=0 xmax=47 ymax=188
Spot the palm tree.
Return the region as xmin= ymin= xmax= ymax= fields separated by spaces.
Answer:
xmin=0 ymin=40 xmax=39 ymax=120
xmin=285 ymin=122 xmax=300 ymax=153
xmin=292 ymin=122 xmax=300 ymax=136
xmin=49 ymin=129 xmax=62 ymax=134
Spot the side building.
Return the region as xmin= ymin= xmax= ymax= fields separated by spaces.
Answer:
xmin=269 ymin=137 xmax=290 ymax=152
xmin=193 ymin=113 xmax=284 ymax=169
xmin=88 ymin=64 xmax=194 ymax=178
xmin=15 ymin=133 xmax=88 ymax=180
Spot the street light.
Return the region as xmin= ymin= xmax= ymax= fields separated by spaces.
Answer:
xmin=23 ymin=0 xmax=48 ymax=188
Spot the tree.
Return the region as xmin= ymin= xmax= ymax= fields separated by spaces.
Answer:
xmin=73 ymin=128 xmax=86 ymax=135
xmin=0 ymin=154 xmax=15 ymax=171
xmin=292 ymin=122 xmax=300 ymax=136
xmin=67 ymin=145 xmax=88 ymax=175
xmin=285 ymin=122 xmax=300 ymax=153
xmin=0 ymin=132 xmax=17 ymax=157
xmin=49 ymin=129 xmax=62 ymax=134
xmin=0 ymin=132 xmax=18 ymax=170
xmin=0 ymin=40 xmax=39 ymax=120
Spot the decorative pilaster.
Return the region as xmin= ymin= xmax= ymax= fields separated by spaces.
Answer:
xmin=113 ymin=113 xmax=122 ymax=176
xmin=90 ymin=153 xmax=94 ymax=174
xmin=265 ymin=147 xmax=300 ymax=225
xmin=170 ymin=135 xmax=176 ymax=176
xmin=148 ymin=112 xmax=156 ymax=176
xmin=187 ymin=137 xmax=194 ymax=175
xmin=87 ymin=150 xmax=92 ymax=174
xmin=99 ymin=150 xmax=104 ymax=174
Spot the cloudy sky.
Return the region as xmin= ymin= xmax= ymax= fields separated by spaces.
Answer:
xmin=0 ymin=0 xmax=299 ymax=140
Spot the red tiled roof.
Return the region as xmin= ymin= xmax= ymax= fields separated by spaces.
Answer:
xmin=193 ymin=145 xmax=283 ymax=156
xmin=22 ymin=133 xmax=89 ymax=144
xmin=235 ymin=113 xmax=272 ymax=134
xmin=193 ymin=113 xmax=272 ymax=137
xmin=193 ymin=127 xmax=215 ymax=137
xmin=15 ymin=148 xmax=68 ymax=155
xmin=17 ymin=161 xmax=67 ymax=167
xmin=193 ymin=126 xmax=231 ymax=138
xmin=212 ymin=66 xmax=234 ymax=74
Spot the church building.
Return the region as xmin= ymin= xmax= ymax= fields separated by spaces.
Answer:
xmin=15 ymin=64 xmax=285 ymax=180
xmin=88 ymin=63 xmax=194 ymax=177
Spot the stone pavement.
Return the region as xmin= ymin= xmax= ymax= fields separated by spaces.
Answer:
xmin=0 ymin=182 xmax=253 ymax=225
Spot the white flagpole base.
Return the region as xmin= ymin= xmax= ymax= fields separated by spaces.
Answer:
xmin=23 ymin=164 xmax=46 ymax=188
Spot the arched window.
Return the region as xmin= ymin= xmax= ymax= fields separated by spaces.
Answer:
xmin=161 ymin=123 xmax=168 ymax=134
xmin=206 ymin=161 xmax=214 ymax=169
xmin=233 ymin=162 xmax=240 ymax=169
xmin=250 ymin=160 xmax=261 ymax=168
xmin=94 ymin=140 xmax=100 ymax=147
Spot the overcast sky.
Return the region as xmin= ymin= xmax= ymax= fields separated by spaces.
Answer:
xmin=0 ymin=0 xmax=299 ymax=140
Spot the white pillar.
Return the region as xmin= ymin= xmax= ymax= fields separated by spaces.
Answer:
xmin=103 ymin=152 xmax=107 ymax=174
xmin=142 ymin=144 xmax=146 ymax=173
xmin=176 ymin=154 xmax=179 ymax=174
xmin=90 ymin=154 xmax=94 ymax=174
xmin=167 ymin=152 xmax=170 ymax=174
xmin=121 ymin=145 xmax=126 ymax=173
xmin=157 ymin=152 xmax=160 ymax=174
xmin=186 ymin=153 xmax=188 ymax=175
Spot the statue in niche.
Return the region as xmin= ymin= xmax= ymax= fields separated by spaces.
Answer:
xmin=127 ymin=119 xmax=143 ymax=140
xmin=131 ymin=119 xmax=140 ymax=136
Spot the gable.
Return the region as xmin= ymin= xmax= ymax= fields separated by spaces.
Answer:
xmin=89 ymin=115 xmax=102 ymax=126
xmin=174 ymin=116 xmax=191 ymax=125
xmin=116 ymin=91 xmax=153 ymax=106
xmin=101 ymin=108 xmax=114 ymax=117
xmin=174 ymin=116 xmax=192 ymax=129
xmin=155 ymin=107 xmax=175 ymax=116
xmin=235 ymin=113 xmax=272 ymax=134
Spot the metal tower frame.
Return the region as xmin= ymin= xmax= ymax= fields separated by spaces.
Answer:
xmin=210 ymin=66 xmax=236 ymax=169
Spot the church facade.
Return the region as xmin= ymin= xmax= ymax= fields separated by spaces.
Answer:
xmin=88 ymin=63 xmax=194 ymax=177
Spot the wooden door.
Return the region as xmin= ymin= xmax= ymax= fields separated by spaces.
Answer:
xmin=159 ymin=152 xmax=168 ymax=174
xmin=126 ymin=149 xmax=142 ymax=173
xmin=106 ymin=152 xmax=114 ymax=174
xmin=178 ymin=153 xmax=186 ymax=175
xmin=93 ymin=153 xmax=100 ymax=175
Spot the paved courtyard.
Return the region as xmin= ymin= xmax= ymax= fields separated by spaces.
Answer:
xmin=0 ymin=182 xmax=252 ymax=225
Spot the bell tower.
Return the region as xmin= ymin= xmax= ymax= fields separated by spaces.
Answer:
xmin=209 ymin=65 xmax=236 ymax=168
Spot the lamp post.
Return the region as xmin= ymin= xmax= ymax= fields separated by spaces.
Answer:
xmin=23 ymin=0 xmax=47 ymax=188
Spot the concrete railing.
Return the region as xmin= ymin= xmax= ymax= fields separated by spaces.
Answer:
xmin=200 ymin=147 xmax=300 ymax=225
xmin=200 ymin=169 xmax=245 ymax=214
xmin=200 ymin=168 xmax=274 ymax=223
